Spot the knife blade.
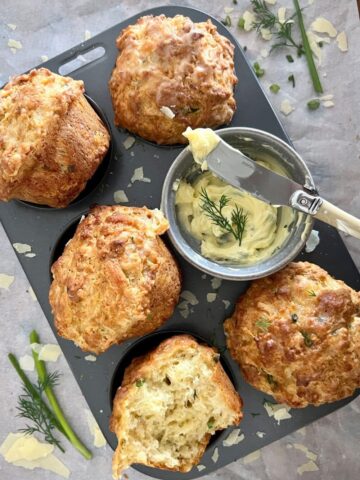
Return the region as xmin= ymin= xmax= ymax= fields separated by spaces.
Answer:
xmin=205 ymin=139 xmax=303 ymax=207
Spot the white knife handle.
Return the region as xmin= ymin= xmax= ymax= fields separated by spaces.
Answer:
xmin=314 ymin=199 xmax=360 ymax=240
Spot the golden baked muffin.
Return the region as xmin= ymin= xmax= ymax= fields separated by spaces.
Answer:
xmin=49 ymin=206 xmax=181 ymax=353
xmin=109 ymin=15 xmax=237 ymax=144
xmin=110 ymin=335 xmax=242 ymax=477
xmin=225 ymin=262 xmax=360 ymax=407
xmin=0 ymin=68 xmax=110 ymax=207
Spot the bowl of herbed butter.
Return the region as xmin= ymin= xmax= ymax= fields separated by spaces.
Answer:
xmin=161 ymin=127 xmax=314 ymax=281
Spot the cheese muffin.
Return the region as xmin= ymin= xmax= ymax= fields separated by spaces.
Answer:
xmin=109 ymin=15 xmax=237 ymax=144
xmin=110 ymin=334 xmax=242 ymax=477
xmin=49 ymin=206 xmax=181 ymax=353
xmin=0 ymin=68 xmax=110 ymax=207
xmin=225 ymin=262 xmax=360 ymax=407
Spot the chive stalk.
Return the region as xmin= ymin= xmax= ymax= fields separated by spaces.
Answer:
xmin=29 ymin=331 xmax=92 ymax=460
xmin=293 ymin=0 xmax=323 ymax=93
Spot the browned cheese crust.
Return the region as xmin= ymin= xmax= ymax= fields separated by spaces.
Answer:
xmin=224 ymin=262 xmax=360 ymax=407
xmin=0 ymin=68 xmax=110 ymax=207
xmin=110 ymin=335 xmax=243 ymax=476
xmin=49 ymin=206 xmax=181 ymax=353
xmin=109 ymin=15 xmax=237 ymax=144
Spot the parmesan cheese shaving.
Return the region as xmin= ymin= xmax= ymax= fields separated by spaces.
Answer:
xmin=123 ymin=136 xmax=135 ymax=150
xmin=38 ymin=344 xmax=61 ymax=362
xmin=260 ymin=28 xmax=272 ymax=41
xmin=223 ymin=428 xmax=244 ymax=446
xmin=172 ymin=178 xmax=181 ymax=192
xmin=8 ymin=39 xmax=22 ymax=49
xmin=7 ymin=24 xmax=17 ymax=30
xmin=0 ymin=433 xmax=70 ymax=478
xmin=25 ymin=253 xmax=36 ymax=258
xmin=336 ymin=31 xmax=348 ymax=52
xmin=131 ymin=167 xmax=151 ymax=183
xmin=30 ymin=343 xmax=42 ymax=354
xmin=160 ymin=106 xmax=175 ymax=119
xmin=206 ymin=293 xmax=217 ymax=303
xmin=297 ymin=460 xmax=319 ymax=475
xmin=311 ymin=17 xmax=337 ymax=37
xmin=224 ymin=7 xmax=234 ymax=14
xmin=256 ymin=431 xmax=266 ymax=438
xmin=211 ymin=447 xmax=219 ymax=463
xmin=85 ymin=409 xmax=107 ymax=447
xmin=222 ymin=300 xmax=231 ymax=309
xmin=293 ymin=443 xmax=318 ymax=461
xmin=84 ymin=354 xmax=97 ymax=362
xmin=280 ymin=99 xmax=295 ymax=116
xmin=197 ymin=464 xmax=206 ymax=471
xmin=323 ymin=100 xmax=335 ymax=108
xmin=19 ymin=354 xmax=35 ymax=372
xmin=210 ymin=277 xmax=222 ymax=290
xmin=84 ymin=30 xmax=92 ymax=40
xmin=243 ymin=11 xmax=257 ymax=32
xmin=265 ymin=0 xmax=277 ymax=4
xmin=13 ymin=243 xmax=32 ymax=254
xmin=243 ymin=449 xmax=261 ymax=464
xmin=260 ymin=48 xmax=269 ymax=58
xmin=305 ymin=229 xmax=320 ymax=253
xmin=0 ymin=273 xmax=15 ymax=289
xmin=278 ymin=7 xmax=286 ymax=24
xmin=180 ymin=290 xmax=199 ymax=305
xmin=113 ymin=190 xmax=129 ymax=203
xmin=40 ymin=55 xmax=49 ymax=62
xmin=264 ymin=401 xmax=292 ymax=423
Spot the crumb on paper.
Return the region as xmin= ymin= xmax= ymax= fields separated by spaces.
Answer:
xmin=260 ymin=28 xmax=272 ymax=41
xmin=123 ymin=136 xmax=135 ymax=150
xmin=222 ymin=300 xmax=231 ymax=309
xmin=0 ymin=433 xmax=70 ymax=478
xmin=131 ymin=167 xmax=151 ymax=184
xmin=223 ymin=429 xmax=244 ymax=447
xmin=39 ymin=344 xmax=61 ymax=362
xmin=85 ymin=409 xmax=107 ymax=447
xmin=113 ymin=190 xmax=129 ymax=203
xmin=19 ymin=354 xmax=35 ymax=372
xmin=280 ymin=99 xmax=295 ymax=116
xmin=197 ymin=465 xmax=206 ymax=471
xmin=180 ymin=290 xmax=199 ymax=305
xmin=7 ymin=23 xmax=17 ymax=30
xmin=0 ymin=273 xmax=15 ymax=290
xmin=293 ymin=443 xmax=318 ymax=462
xmin=278 ymin=7 xmax=286 ymax=24
xmin=8 ymin=39 xmax=22 ymax=50
xmin=40 ymin=55 xmax=49 ymax=62
xmin=207 ymin=293 xmax=217 ymax=303
xmin=211 ymin=277 xmax=222 ymax=290
xmin=84 ymin=354 xmax=97 ymax=362
xmin=160 ymin=106 xmax=175 ymax=119
xmin=305 ymin=230 xmax=320 ymax=253
xmin=297 ymin=460 xmax=319 ymax=475
xmin=263 ymin=401 xmax=292 ymax=424
xmin=256 ymin=431 xmax=266 ymax=438
xmin=311 ymin=17 xmax=337 ymax=37
xmin=84 ymin=30 xmax=91 ymax=40
xmin=336 ymin=31 xmax=348 ymax=52
xmin=13 ymin=243 xmax=32 ymax=254
xmin=243 ymin=11 xmax=257 ymax=32
xmin=243 ymin=450 xmax=261 ymax=465
xmin=323 ymin=100 xmax=335 ymax=108
xmin=211 ymin=447 xmax=219 ymax=463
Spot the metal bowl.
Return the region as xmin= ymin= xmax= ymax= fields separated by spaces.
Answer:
xmin=161 ymin=127 xmax=314 ymax=281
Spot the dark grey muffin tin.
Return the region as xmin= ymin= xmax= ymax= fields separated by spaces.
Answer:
xmin=0 ymin=6 xmax=359 ymax=479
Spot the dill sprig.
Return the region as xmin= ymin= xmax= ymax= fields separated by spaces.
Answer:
xmin=199 ymin=188 xmax=248 ymax=246
xmin=17 ymin=372 xmax=64 ymax=452
xmin=251 ymin=0 xmax=304 ymax=56
xmin=250 ymin=0 xmax=323 ymax=93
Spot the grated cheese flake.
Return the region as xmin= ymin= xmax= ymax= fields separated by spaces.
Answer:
xmin=223 ymin=429 xmax=244 ymax=447
xmin=323 ymin=100 xmax=335 ymax=108
xmin=160 ymin=106 xmax=175 ymax=119
xmin=113 ymin=190 xmax=129 ymax=203
xmin=280 ymin=99 xmax=295 ymax=116
xmin=19 ymin=355 xmax=35 ymax=372
xmin=13 ymin=243 xmax=32 ymax=254
xmin=123 ymin=136 xmax=135 ymax=150
xmin=305 ymin=229 xmax=320 ymax=253
xmin=243 ymin=11 xmax=257 ymax=32
xmin=293 ymin=443 xmax=318 ymax=462
xmin=197 ymin=464 xmax=206 ymax=471
xmin=211 ymin=277 xmax=222 ymax=290
xmin=311 ymin=17 xmax=337 ymax=37
xmin=278 ymin=7 xmax=287 ymax=24
xmin=84 ymin=355 xmax=97 ymax=362
xmin=38 ymin=344 xmax=61 ymax=362
xmin=7 ymin=23 xmax=17 ymax=30
xmin=84 ymin=30 xmax=92 ymax=40
xmin=85 ymin=409 xmax=106 ymax=447
xmin=211 ymin=447 xmax=219 ymax=463
xmin=40 ymin=55 xmax=49 ymax=62
xmin=0 ymin=273 xmax=15 ymax=289
xmin=180 ymin=290 xmax=199 ymax=305
xmin=260 ymin=28 xmax=272 ymax=41
xmin=243 ymin=450 xmax=261 ymax=464
xmin=264 ymin=401 xmax=292 ymax=424
xmin=260 ymin=48 xmax=269 ymax=58
xmin=131 ymin=167 xmax=151 ymax=184
xmin=224 ymin=7 xmax=234 ymax=14
xmin=297 ymin=460 xmax=319 ymax=475
xmin=256 ymin=431 xmax=266 ymax=438
xmin=207 ymin=293 xmax=217 ymax=303
xmin=265 ymin=0 xmax=277 ymax=4
xmin=8 ymin=39 xmax=22 ymax=49
xmin=222 ymin=300 xmax=231 ymax=309
xmin=336 ymin=31 xmax=348 ymax=52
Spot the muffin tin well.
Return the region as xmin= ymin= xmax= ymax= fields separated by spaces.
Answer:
xmin=0 ymin=5 xmax=359 ymax=480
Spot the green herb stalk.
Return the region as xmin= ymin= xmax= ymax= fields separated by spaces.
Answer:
xmin=293 ymin=0 xmax=323 ymax=93
xmin=29 ymin=330 xmax=92 ymax=460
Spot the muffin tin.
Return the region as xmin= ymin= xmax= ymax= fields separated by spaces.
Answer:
xmin=0 ymin=5 xmax=359 ymax=479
